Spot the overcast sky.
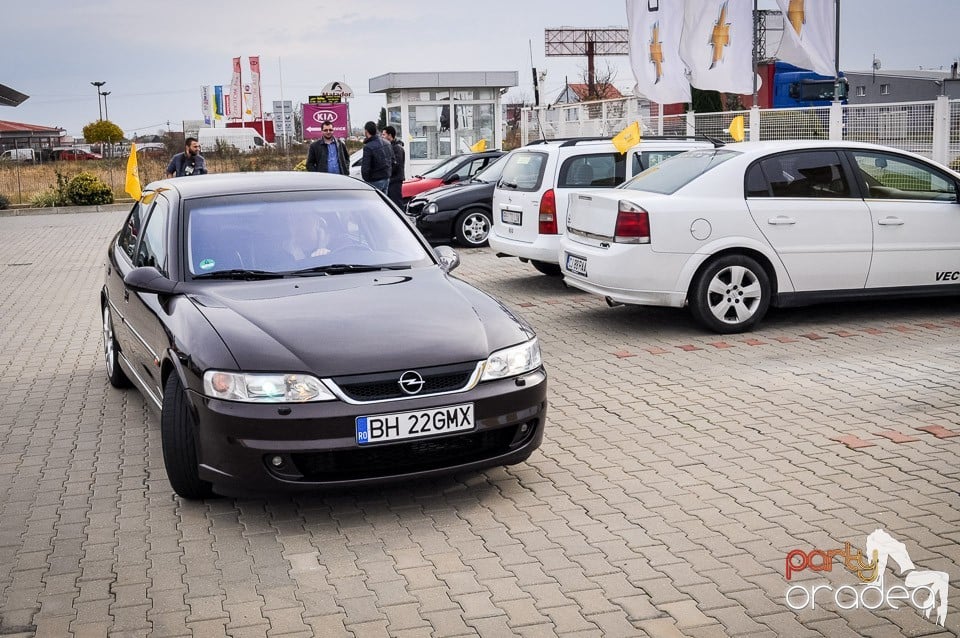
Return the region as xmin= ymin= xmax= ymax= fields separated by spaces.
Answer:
xmin=4 ymin=0 xmax=959 ymax=138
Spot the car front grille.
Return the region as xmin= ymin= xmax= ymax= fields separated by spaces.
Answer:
xmin=331 ymin=362 xmax=479 ymax=402
xmin=289 ymin=421 xmax=538 ymax=481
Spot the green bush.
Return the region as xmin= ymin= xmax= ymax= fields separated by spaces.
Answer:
xmin=66 ymin=171 xmax=114 ymax=206
xmin=0 ymin=193 xmax=9 ymax=210
xmin=30 ymin=172 xmax=71 ymax=207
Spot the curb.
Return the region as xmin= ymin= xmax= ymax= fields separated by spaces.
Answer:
xmin=0 ymin=202 xmax=132 ymax=218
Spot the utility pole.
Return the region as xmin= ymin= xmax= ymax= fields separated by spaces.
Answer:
xmin=101 ymin=91 xmax=111 ymax=121
xmin=91 ymin=81 xmax=106 ymax=120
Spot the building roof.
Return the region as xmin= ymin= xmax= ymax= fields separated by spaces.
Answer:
xmin=568 ymin=83 xmax=623 ymax=100
xmin=845 ymin=69 xmax=953 ymax=81
xmin=0 ymin=120 xmax=64 ymax=134
xmin=369 ymin=72 xmax=518 ymax=93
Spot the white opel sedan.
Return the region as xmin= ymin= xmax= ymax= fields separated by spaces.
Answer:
xmin=560 ymin=140 xmax=960 ymax=333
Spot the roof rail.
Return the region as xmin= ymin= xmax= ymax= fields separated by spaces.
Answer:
xmin=524 ymin=134 xmax=726 ymax=148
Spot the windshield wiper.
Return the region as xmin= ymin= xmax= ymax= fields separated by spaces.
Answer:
xmin=500 ymin=181 xmax=518 ymax=189
xmin=193 ymin=269 xmax=285 ymax=280
xmin=287 ymin=264 xmax=413 ymax=276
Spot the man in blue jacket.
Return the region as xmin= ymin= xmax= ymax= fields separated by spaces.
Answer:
xmin=360 ymin=121 xmax=393 ymax=193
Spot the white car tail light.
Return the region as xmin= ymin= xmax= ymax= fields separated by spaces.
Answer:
xmin=614 ymin=200 xmax=650 ymax=244
xmin=538 ymin=189 xmax=558 ymax=235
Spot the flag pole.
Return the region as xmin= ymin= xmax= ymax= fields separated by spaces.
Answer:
xmin=833 ymin=0 xmax=841 ymax=102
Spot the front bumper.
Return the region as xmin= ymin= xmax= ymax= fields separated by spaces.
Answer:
xmin=190 ymin=368 xmax=548 ymax=494
xmin=407 ymin=209 xmax=458 ymax=243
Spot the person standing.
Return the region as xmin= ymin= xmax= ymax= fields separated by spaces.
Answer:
xmin=165 ymin=137 xmax=208 ymax=177
xmin=305 ymin=122 xmax=350 ymax=175
xmin=382 ymin=126 xmax=406 ymax=208
xmin=360 ymin=121 xmax=393 ymax=194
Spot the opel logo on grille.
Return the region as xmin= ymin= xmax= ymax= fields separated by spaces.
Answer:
xmin=398 ymin=371 xmax=425 ymax=395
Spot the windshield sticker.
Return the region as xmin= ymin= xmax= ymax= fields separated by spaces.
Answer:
xmin=516 ymin=156 xmax=531 ymax=165
xmin=199 ymin=259 xmax=216 ymax=270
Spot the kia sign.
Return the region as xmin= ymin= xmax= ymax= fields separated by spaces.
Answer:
xmin=302 ymin=103 xmax=349 ymax=139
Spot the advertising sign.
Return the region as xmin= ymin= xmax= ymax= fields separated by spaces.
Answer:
xmin=302 ymin=103 xmax=350 ymax=140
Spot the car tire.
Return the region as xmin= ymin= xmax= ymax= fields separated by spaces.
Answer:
xmin=455 ymin=209 xmax=492 ymax=247
xmin=531 ymin=260 xmax=563 ymax=277
xmin=161 ymin=374 xmax=215 ymax=500
xmin=689 ymin=254 xmax=771 ymax=334
xmin=102 ymin=305 xmax=131 ymax=388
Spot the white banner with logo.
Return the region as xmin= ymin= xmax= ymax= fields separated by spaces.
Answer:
xmin=775 ymin=0 xmax=836 ymax=77
xmin=249 ymin=56 xmax=262 ymax=119
xmin=626 ymin=0 xmax=691 ymax=105
xmin=229 ymin=57 xmax=242 ymax=120
xmin=200 ymin=85 xmax=212 ymax=125
xmin=679 ymin=0 xmax=754 ymax=94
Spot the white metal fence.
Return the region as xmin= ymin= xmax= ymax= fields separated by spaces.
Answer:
xmin=520 ymin=96 xmax=960 ymax=168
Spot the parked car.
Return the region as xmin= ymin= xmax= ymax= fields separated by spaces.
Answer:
xmin=405 ymin=154 xmax=507 ymax=247
xmin=0 ymin=148 xmax=37 ymax=162
xmin=489 ymin=137 xmax=712 ymax=276
xmin=101 ymin=172 xmax=547 ymax=498
xmin=402 ymin=150 xmax=505 ymax=204
xmin=348 ymin=148 xmax=363 ymax=179
xmin=560 ymin=140 xmax=960 ymax=333
xmin=52 ymin=148 xmax=101 ymax=161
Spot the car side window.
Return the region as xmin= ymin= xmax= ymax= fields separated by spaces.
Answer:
xmin=135 ymin=195 xmax=170 ymax=274
xmin=850 ymin=151 xmax=957 ymax=201
xmin=117 ymin=192 xmax=157 ymax=261
xmin=745 ymin=163 xmax=771 ymax=197
xmin=759 ymin=151 xmax=851 ymax=198
xmin=631 ymin=150 xmax=684 ymax=173
xmin=559 ymin=153 xmax=625 ymax=188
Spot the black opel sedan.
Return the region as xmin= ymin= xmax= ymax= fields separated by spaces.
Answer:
xmin=405 ymin=154 xmax=507 ymax=247
xmin=101 ymin=172 xmax=547 ymax=498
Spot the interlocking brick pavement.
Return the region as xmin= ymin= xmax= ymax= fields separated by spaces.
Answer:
xmin=0 ymin=211 xmax=958 ymax=636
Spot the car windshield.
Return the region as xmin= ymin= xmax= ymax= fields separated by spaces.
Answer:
xmin=472 ymin=155 xmax=507 ymax=183
xmin=185 ymin=190 xmax=433 ymax=278
xmin=419 ymin=156 xmax=462 ymax=179
xmin=620 ymin=149 xmax=738 ymax=194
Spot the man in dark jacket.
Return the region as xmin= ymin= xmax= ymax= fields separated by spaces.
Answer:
xmin=382 ymin=125 xmax=406 ymax=207
xmin=360 ymin=121 xmax=393 ymax=193
xmin=305 ymin=122 xmax=350 ymax=174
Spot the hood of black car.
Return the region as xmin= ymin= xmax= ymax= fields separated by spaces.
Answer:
xmin=189 ymin=267 xmax=533 ymax=376
xmin=417 ymin=181 xmax=495 ymax=206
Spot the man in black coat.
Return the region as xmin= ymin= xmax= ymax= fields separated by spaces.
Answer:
xmin=305 ymin=122 xmax=350 ymax=174
xmin=360 ymin=121 xmax=393 ymax=193
xmin=382 ymin=125 xmax=406 ymax=208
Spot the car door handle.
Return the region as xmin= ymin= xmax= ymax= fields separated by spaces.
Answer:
xmin=767 ymin=216 xmax=797 ymax=225
xmin=877 ymin=217 xmax=904 ymax=226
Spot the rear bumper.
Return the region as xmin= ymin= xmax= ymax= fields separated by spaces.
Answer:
xmin=489 ymin=233 xmax=560 ymax=264
xmin=190 ymin=369 xmax=548 ymax=495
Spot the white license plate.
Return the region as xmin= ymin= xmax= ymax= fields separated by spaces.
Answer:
xmin=501 ymin=209 xmax=522 ymax=225
xmin=566 ymin=253 xmax=588 ymax=277
xmin=356 ymin=403 xmax=474 ymax=445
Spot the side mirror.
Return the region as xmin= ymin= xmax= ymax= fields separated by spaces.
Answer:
xmin=124 ymin=266 xmax=179 ymax=294
xmin=434 ymin=245 xmax=460 ymax=273
xmin=443 ymin=174 xmax=461 ymax=185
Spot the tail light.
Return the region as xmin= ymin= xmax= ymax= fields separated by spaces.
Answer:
xmin=538 ymin=189 xmax=558 ymax=235
xmin=614 ymin=201 xmax=650 ymax=244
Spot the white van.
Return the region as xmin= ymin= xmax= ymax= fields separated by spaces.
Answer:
xmin=197 ymin=128 xmax=267 ymax=153
xmin=489 ymin=137 xmax=712 ymax=275
xmin=0 ymin=149 xmax=36 ymax=162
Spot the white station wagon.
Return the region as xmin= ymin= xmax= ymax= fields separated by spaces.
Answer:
xmin=560 ymin=140 xmax=960 ymax=333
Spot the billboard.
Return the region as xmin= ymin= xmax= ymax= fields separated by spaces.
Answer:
xmin=302 ymin=103 xmax=350 ymax=140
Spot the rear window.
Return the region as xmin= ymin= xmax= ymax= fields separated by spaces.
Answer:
xmin=621 ymin=149 xmax=738 ymax=194
xmin=498 ymin=152 xmax=547 ymax=192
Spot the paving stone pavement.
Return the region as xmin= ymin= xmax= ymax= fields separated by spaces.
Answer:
xmin=0 ymin=210 xmax=957 ymax=637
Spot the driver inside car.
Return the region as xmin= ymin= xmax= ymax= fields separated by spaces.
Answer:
xmin=281 ymin=214 xmax=332 ymax=262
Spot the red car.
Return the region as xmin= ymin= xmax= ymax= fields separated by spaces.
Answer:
xmin=402 ymin=151 xmax=504 ymax=204
xmin=52 ymin=148 xmax=102 ymax=161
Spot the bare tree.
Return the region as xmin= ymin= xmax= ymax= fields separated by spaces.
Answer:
xmin=579 ymin=61 xmax=618 ymax=101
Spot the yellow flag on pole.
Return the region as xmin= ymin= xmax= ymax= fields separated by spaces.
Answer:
xmin=728 ymin=115 xmax=745 ymax=142
xmin=125 ymin=143 xmax=142 ymax=200
xmin=470 ymin=139 xmax=487 ymax=152
xmin=612 ymin=121 xmax=641 ymax=154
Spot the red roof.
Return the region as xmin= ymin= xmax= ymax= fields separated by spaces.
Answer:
xmin=567 ymin=83 xmax=624 ymax=101
xmin=0 ymin=120 xmax=64 ymax=133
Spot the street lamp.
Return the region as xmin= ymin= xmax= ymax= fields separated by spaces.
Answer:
xmin=91 ymin=81 xmax=106 ymax=120
xmin=100 ymin=91 xmax=111 ymax=121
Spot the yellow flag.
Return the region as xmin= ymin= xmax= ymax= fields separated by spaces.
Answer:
xmin=612 ymin=121 xmax=641 ymax=154
xmin=728 ymin=115 xmax=745 ymax=142
xmin=125 ymin=143 xmax=142 ymax=200
xmin=470 ymin=138 xmax=487 ymax=152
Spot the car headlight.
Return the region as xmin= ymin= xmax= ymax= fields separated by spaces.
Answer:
xmin=203 ymin=371 xmax=337 ymax=402
xmin=480 ymin=338 xmax=542 ymax=381
xmin=425 ymin=202 xmax=438 ymax=214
